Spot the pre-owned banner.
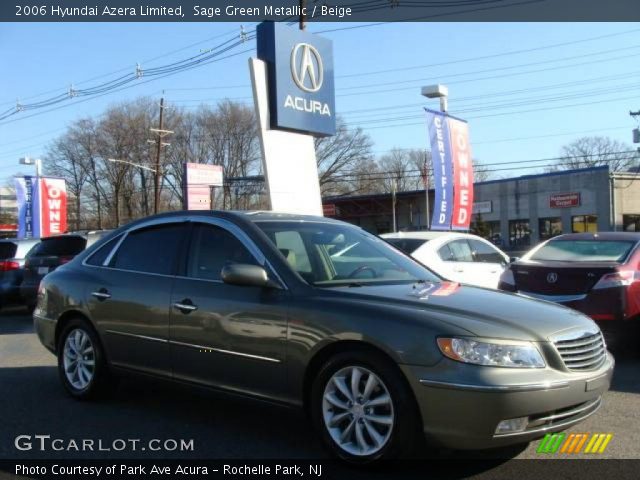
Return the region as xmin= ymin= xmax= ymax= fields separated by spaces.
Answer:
xmin=424 ymin=109 xmax=474 ymax=231
xmin=14 ymin=176 xmax=67 ymax=239
xmin=425 ymin=109 xmax=454 ymax=230
xmin=39 ymin=177 xmax=68 ymax=237
xmin=449 ymin=117 xmax=474 ymax=230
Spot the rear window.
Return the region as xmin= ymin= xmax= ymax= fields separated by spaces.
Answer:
xmin=0 ymin=242 xmax=17 ymax=259
xmin=28 ymin=236 xmax=87 ymax=257
xmin=530 ymin=240 xmax=636 ymax=263
xmin=384 ymin=238 xmax=428 ymax=255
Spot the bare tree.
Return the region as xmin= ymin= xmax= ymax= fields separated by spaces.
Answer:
xmin=315 ymin=118 xmax=373 ymax=196
xmin=549 ymin=136 xmax=639 ymax=172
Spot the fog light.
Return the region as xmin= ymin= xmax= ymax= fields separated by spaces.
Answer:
xmin=495 ymin=416 xmax=529 ymax=434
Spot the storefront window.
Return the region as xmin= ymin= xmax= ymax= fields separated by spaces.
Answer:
xmin=508 ymin=220 xmax=531 ymax=247
xmin=623 ymin=214 xmax=640 ymax=232
xmin=572 ymin=215 xmax=598 ymax=233
xmin=539 ymin=217 xmax=563 ymax=241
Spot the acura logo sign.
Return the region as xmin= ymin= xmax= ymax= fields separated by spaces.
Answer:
xmin=291 ymin=43 xmax=323 ymax=93
xmin=547 ymin=272 xmax=558 ymax=284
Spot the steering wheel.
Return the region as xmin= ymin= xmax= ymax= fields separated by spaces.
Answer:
xmin=347 ymin=265 xmax=377 ymax=279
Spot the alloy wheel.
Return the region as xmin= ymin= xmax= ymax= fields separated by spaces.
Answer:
xmin=322 ymin=366 xmax=395 ymax=456
xmin=62 ymin=329 xmax=96 ymax=391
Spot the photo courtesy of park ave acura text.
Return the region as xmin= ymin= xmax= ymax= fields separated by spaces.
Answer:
xmin=0 ymin=0 xmax=639 ymax=479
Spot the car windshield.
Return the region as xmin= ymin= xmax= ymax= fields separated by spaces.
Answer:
xmin=256 ymin=221 xmax=440 ymax=286
xmin=530 ymin=240 xmax=636 ymax=263
xmin=383 ymin=238 xmax=428 ymax=255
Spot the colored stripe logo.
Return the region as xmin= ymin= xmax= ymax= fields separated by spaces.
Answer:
xmin=537 ymin=433 xmax=613 ymax=454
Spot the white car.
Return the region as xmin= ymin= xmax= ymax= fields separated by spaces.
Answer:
xmin=380 ymin=231 xmax=510 ymax=289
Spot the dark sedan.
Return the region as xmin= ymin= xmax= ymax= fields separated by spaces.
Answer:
xmin=21 ymin=231 xmax=109 ymax=311
xmin=499 ymin=233 xmax=640 ymax=342
xmin=34 ymin=212 xmax=613 ymax=462
xmin=0 ymin=238 xmax=40 ymax=309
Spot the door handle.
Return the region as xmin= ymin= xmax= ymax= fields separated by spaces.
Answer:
xmin=91 ymin=289 xmax=111 ymax=301
xmin=174 ymin=299 xmax=198 ymax=314
xmin=453 ymin=268 xmax=464 ymax=273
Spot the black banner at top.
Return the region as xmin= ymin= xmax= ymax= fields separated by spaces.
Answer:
xmin=4 ymin=0 xmax=640 ymax=22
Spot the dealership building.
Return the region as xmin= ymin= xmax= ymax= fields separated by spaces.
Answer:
xmin=324 ymin=165 xmax=640 ymax=250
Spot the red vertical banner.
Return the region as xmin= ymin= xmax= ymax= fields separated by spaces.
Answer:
xmin=449 ymin=118 xmax=474 ymax=230
xmin=39 ymin=178 xmax=67 ymax=237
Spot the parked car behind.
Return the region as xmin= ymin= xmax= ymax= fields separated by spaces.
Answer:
xmin=0 ymin=238 xmax=40 ymax=309
xmin=498 ymin=232 xmax=640 ymax=345
xmin=21 ymin=231 xmax=109 ymax=311
xmin=34 ymin=212 xmax=612 ymax=462
xmin=381 ymin=231 xmax=510 ymax=289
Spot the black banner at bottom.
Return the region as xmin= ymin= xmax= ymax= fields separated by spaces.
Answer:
xmin=1 ymin=459 xmax=640 ymax=480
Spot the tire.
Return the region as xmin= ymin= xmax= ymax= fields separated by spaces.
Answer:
xmin=57 ymin=318 xmax=112 ymax=400
xmin=310 ymin=349 xmax=421 ymax=463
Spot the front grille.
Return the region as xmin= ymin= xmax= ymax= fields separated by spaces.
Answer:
xmin=554 ymin=331 xmax=606 ymax=371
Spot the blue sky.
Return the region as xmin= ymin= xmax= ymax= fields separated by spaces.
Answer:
xmin=0 ymin=21 xmax=638 ymax=181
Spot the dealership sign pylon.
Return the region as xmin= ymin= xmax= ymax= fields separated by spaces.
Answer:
xmin=250 ymin=22 xmax=336 ymax=216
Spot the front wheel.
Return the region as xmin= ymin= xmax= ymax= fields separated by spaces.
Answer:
xmin=57 ymin=318 xmax=111 ymax=400
xmin=311 ymin=350 xmax=421 ymax=462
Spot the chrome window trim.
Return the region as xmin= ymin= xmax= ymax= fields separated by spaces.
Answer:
xmin=81 ymin=215 xmax=288 ymax=290
xmin=419 ymin=379 xmax=570 ymax=392
xmin=81 ymin=233 xmax=126 ymax=268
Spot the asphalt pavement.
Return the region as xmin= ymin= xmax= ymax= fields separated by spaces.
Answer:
xmin=0 ymin=307 xmax=638 ymax=477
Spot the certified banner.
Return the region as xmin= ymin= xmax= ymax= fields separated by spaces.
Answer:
xmin=14 ymin=176 xmax=36 ymax=239
xmin=448 ymin=117 xmax=474 ymax=230
xmin=424 ymin=109 xmax=474 ymax=231
xmin=425 ymin=109 xmax=454 ymax=230
xmin=39 ymin=177 xmax=67 ymax=237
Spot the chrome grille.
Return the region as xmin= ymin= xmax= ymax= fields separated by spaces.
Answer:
xmin=554 ymin=331 xmax=606 ymax=371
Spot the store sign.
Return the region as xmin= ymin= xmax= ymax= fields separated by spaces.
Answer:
xmin=15 ymin=176 xmax=67 ymax=239
xmin=257 ymin=21 xmax=336 ymax=137
xmin=425 ymin=109 xmax=474 ymax=231
xmin=550 ymin=192 xmax=581 ymax=208
xmin=182 ymin=163 xmax=223 ymax=210
xmin=322 ymin=203 xmax=338 ymax=216
xmin=473 ymin=201 xmax=492 ymax=214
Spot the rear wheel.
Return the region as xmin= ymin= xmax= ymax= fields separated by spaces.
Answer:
xmin=311 ymin=350 xmax=421 ymax=462
xmin=57 ymin=318 xmax=112 ymax=400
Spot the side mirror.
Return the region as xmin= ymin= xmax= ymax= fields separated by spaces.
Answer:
xmin=221 ymin=263 xmax=282 ymax=289
xmin=509 ymin=257 xmax=520 ymax=263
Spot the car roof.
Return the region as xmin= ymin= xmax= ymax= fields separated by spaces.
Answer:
xmin=550 ymin=232 xmax=640 ymax=242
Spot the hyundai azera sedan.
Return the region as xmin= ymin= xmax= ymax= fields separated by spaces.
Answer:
xmin=34 ymin=211 xmax=613 ymax=462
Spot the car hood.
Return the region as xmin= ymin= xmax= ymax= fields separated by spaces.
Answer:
xmin=323 ymin=281 xmax=597 ymax=342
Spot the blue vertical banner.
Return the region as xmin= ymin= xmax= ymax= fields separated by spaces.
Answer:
xmin=14 ymin=176 xmax=40 ymax=239
xmin=425 ymin=109 xmax=454 ymax=230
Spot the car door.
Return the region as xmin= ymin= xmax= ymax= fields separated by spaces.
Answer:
xmin=467 ymin=238 xmax=509 ymax=289
xmin=436 ymin=239 xmax=477 ymax=284
xmin=85 ymin=221 xmax=189 ymax=377
xmin=169 ymin=220 xmax=289 ymax=400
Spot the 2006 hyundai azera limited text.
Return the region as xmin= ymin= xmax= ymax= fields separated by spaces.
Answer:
xmin=34 ymin=211 xmax=614 ymax=462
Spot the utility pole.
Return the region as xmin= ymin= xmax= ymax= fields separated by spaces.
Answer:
xmin=149 ymin=97 xmax=173 ymax=215
xmin=299 ymin=0 xmax=306 ymax=30
xmin=391 ymin=179 xmax=397 ymax=233
xmin=423 ymin=151 xmax=430 ymax=230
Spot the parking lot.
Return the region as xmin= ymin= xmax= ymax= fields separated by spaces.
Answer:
xmin=0 ymin=307 xmax=638 ymax=469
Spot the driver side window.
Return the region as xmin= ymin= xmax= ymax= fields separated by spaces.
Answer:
xmin=187 ymin=224 xmax=258 ymax=281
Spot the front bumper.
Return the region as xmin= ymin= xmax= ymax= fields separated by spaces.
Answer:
xmin=401 ymin=352 xmax=614 ymax=450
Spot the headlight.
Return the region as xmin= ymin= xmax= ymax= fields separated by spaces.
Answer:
xmin=437 ymin=337 xmax=545 ymax=368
